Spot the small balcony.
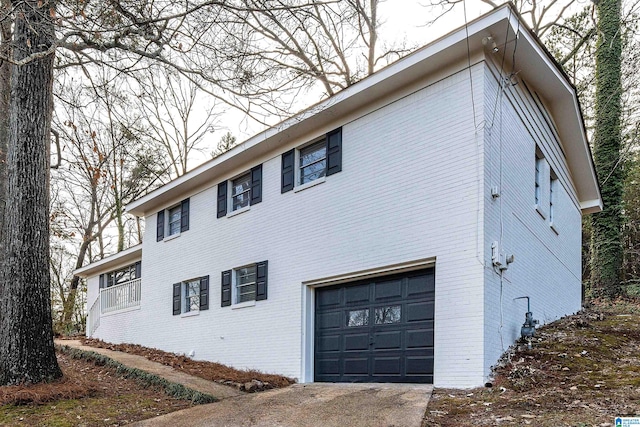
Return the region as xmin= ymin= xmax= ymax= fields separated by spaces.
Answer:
xmin=100 ymin=278 xmax=142 ymax=314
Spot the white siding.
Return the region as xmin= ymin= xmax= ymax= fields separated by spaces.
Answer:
xmin=482 ymin=62 xmax=582 ymax=381
xmin=91 ymin=63 xmax=488 ymax=388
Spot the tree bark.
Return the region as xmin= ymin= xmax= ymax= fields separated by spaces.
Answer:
xmin=0 ymin=0 xmax=11 ymax=276
xmin=0 ymin=0 xmax=62 ymax=385
xmin=590 ymin=0 xmax=623 ymax=298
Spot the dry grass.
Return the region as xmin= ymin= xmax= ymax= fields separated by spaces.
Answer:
xmin=80 ymin=337 xmax=296 ymax=389
xmin=423 ymin=302 xmax=640 ymax=426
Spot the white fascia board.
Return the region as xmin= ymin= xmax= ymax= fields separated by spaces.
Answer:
xmin=508 ymin=17 xmax=602 ymax=212
xmin=73 ymin=244 xmax=142 ymax=278
xmin=125 ymin=6 xmax=514 ymax=218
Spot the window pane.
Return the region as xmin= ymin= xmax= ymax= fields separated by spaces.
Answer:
xmin=347 ymin=309 xmax=369 ymax=327
xmin=184 ymin=280 xmax=200 ymax=312
xmin=236 ymin=265 xmax=257 ymax=303
xmin=300 ymin=142 xmax=326 ymax=167
xmin=300 ymin=161 xmax=327 ymax=184
xmin=375 ymin=306 xmax=401 ymax=324
xmin=169 ymin=206 xmax=181 ymax=235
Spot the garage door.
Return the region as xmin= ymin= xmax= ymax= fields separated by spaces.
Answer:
xmin=314 ymin=268 xmax=434 ymax=383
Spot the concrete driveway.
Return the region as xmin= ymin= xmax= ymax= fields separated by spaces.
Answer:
xmin=132 ymin=383 xmax=432 ymax=427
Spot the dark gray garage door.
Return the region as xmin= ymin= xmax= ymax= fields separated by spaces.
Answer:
xmin=314 ymin=268 xmax=434 ymax=383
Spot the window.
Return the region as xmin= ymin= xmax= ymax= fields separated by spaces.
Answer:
xmin=550 ymin=171 xmax=558 ymax=225
xmin=184 ymin=280 xmax=200 ymax=313
xmin=168 ymin=205 xmax=181 ymax=236
xmin=281 ymin=127 xmax=342 ymax=193
xmin=99 ymin=261 xmax=141 ymax=289
xmin=299 ymin=140 xmax=327 ymax=185
xmin=217 ymin=165 xmax=262 ymax=218
xmin=232 ymin=173 xmax=251 ymax=211
xmin=156 ymin=198 xmax=189 ymax=241
xmin=534 ymin=155 xmax=542 ymax=206
xmin=172 ymin=276 xmax=209 ymax=315
xmin=221 ymin=261 xmax=268 ymax=307
xmin=236 ymin=265 xmax=257 ymax=303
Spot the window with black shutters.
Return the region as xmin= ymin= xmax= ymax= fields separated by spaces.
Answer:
xmin=281 ymin=127 xmax=342 ymax=193
xmin=221 ymin=261 xmax=268 ymax=306
xmin=173 ymin=275 xmax=209 ymax=315
xmin=217 ymin=164 xmax=262 ymax=217
xmin=156 ymin=198 xmax=190 ymax=241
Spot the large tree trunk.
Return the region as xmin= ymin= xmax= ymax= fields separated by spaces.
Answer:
xmin=590 ymin=0 xmax=623 ymax=298
xmin=0 ymin=0 xmax=62 ymax=385
xmin=0 ymin=0 xmax=11 ymax=272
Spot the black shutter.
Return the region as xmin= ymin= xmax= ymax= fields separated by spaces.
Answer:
xmin=172 ymin=282 xmax=181 ymax=315
xmin=221 ymin=270 xmax=232 ymax=307
xmin=250 ymin=164 xmax=262 ymax=205
xmin=199 ymin=276 xmax=209 ymax=311
xmin=106 ymin=273 xmax=114 ymax=288
xmin=180 ymin=198 xmax=190 ymax=232
xmin=256 ymin=260 xmax=268 ymax=301
xmin=135 ymin=261 xmax=142 ymax=279
xmin=281 ymin=149 xmax=295 ymax=193
xmin=217 ymin=181 xmax=228 ymax=218
xmin=99 ymin=274 xmax=106 ymax=289
xmin=326 ymin=127 xmax=342 ymax=176
xmin=156 ymin=210 xmax=165 ymax=241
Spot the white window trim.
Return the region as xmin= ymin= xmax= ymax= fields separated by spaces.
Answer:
xmin=295 ymin=139 xmax=327 ymax=189
xmin=227 ymin=205 xmax=250 ymax=218
xmin=167 ymin=205 xmax=182 ymax=237
xmin=231 ymin=300 xmax=256 ymax=310
xmin=294 ymin=175 xmax=326 ymax=193
xmin=179 ymin=278 xmax=201 ymax=316
xmin=232 ymin=264 xmax=258 ymax=305
xmin=230 ymin=172 xmax=252 ymax=213
xmin=181 ymin=310 xmax=199 ymax=318
xmin=163 ymin=232 xmax=181 ymax=242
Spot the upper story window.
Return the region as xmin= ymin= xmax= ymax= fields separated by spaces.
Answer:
xmin=172 ymin=276 xmax=209 ymax=315
xmin=99 ymin=261 xmax=141 ymax=289
xmin=217 ymin=165 xmax=262 ymax=218
xmin=221 ymin=261 xmax=268 ymax=307
xmin=534 ymin=154 xmax=543 ymax=206
xmin=281 ymin=127 xmax=342 ymax=193
xmin=299 ymin=140 xmax=327 ymax=185
xmin=168 ymin=205 xmax=182 ymax=236
xmin=156 ymin=198 xmax=190 ymax=241
xmin=232 ymin=172 xmax=251 ymax=211
xmin=550 ymin=170 xmax=558 ymax=224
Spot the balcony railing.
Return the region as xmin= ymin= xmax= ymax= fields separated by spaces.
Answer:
xmin=87 ymin=296 xmax=101 ymax=336
xmin=100 ymin=278 xmax=141 ymax=314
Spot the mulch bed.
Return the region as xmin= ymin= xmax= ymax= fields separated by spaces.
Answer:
xmin=80 ymin=337 xmax=296 ymax=390
xmin=0 ymin=352 xmax=195 ymax=426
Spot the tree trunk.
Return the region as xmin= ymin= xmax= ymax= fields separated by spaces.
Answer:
xmin=590 ymin=0 xmax=623 ymax=298
xmin=0 ymin=0 xmax=11 ymax=274
xmin=0 ymin=0 xmax=62 ymax=385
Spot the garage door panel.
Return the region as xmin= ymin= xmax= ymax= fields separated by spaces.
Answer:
xmin=373 ymin=357 xmax=401 ymax=375
xmin=406 ymin=329 xmax=434 ymax=348
xmin=319 ymin=335 xmax=341 ymax=352
xmin=315 ymin=268 xmax=434 ymax=384
xmin=406 ymin=356 xmax=434 ymax=375
xmin=407 ymin=274 xmax=435 ymax=296
xmin=344 ymin=333 xmax=369 ymax=351
xmin=345 ymin=284 xmax=370 ymax=304
xmin=317 ymin=311 xmax=341 ymax=330
xmin=373 ymin=331 xmax=402 ymax=350
xmin=374 ymin=279 xmax=402 ymax=300
xmin=344 ymin=358 xmax=369 ymax=374
xmin=406 ymin=301 xmax=434 ymax=322
xmin=317 ymin=288 xmax=341 ymax=308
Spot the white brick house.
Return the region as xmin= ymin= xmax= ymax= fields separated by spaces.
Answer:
xmin=76 ymin=5 xmax=601 ymax=388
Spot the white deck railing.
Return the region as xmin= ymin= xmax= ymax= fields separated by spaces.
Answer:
xmin=87 ymin=296 xmax=101 ymax=336
xmin=100 ymin=278 xmax=141 ymax=314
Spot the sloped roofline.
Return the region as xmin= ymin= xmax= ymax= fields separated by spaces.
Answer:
xmin=74 ymin=244 xmax=142 ymax=278
xmin=126 ymin=3 xmax=601 ymax=217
